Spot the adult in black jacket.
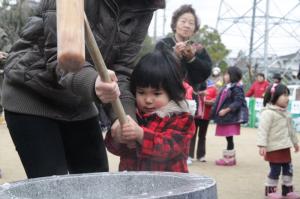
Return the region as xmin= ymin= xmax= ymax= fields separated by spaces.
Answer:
xmin=155 ymin=5 xmax=211 ymax=164
xmin=2 ymin=0 xmax=165 ymax=178
xmin=155 ymin=4 xmax=212 ymax=91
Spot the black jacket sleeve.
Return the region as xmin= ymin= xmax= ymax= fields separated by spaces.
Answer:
xmin=185 ymin=48 xmax=212 ymax=90
xmin=156 ymin=37 xmax=212 ymax=91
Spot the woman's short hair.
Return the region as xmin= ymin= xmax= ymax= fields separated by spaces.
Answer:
xmin=227 ymin=66 xmax=242 ymax=83
xmin=130 ymin=50 xmax=185 ymax=104
xmin=170 ymin=4 xmax=200 ymax=33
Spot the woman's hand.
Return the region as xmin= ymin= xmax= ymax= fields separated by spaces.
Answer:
xmin=95 ymin=70 xmax=120 ymax=103
xmin=174 ymin=42 xmax=186 ymax=59
xmin=259 ymin=147 xmax=266 ymax=156
xmin=182 ymin=44 xmax=196 ymax=61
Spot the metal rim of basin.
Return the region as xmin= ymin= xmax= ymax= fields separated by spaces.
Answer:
xmin=0 ymin=172 xmax=217 ymax=199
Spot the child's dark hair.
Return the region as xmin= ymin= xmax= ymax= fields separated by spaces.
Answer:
xmin=256 ymin=73 xmax=265 ymax=79
xmin=263 ymin=84 xmax=290 ymax=106
xmin=226 ymin=66 xmax=242 ymax=83
xmin=130 ymin=50 xmax=185 ymax=104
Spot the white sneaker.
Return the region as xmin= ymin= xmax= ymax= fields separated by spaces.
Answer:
xmin=198 ymin=157 xmax=206 ymax=162
xmin=187 ymin=157 xmax=193 ymax=165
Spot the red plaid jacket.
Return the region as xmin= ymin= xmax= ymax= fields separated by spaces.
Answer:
xmin=105 ymin=101 xmax=195 ymax=173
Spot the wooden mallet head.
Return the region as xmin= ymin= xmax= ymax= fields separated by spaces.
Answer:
xmin=57 ymin=0 xmax=85 ymax=72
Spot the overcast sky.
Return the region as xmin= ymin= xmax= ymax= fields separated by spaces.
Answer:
xmin=149 ymin=0 xmax=300 ymax=58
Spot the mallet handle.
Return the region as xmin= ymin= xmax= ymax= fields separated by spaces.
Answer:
xmin=84 ymin=14 xmax=127 ymax=125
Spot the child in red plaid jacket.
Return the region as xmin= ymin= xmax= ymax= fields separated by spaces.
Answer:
xmin=105 ymin=50 xmax=195 ymax=173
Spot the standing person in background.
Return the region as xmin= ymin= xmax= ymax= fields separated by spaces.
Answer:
xmin=0 ymin=51 xmax=7 ymax=120
xmin=1 ymin=0 xmax=165 ymax=179
xmin=0 ymin=51 xmax=7 ymax=178
xmin=105 ymin=50 xmax=195 ymax=173
xmin=183 ymin=81 xmax=197 ymax=119
xmin=258 ymin=84 xmax=299 ymax=199
xmin=0 ymin=51 xmax=7 ymax=113
xmin=211 ymin=67 xmax=223 ymax=90
xmin=189 ymin=79 xmax=217 ymax=163
xmin=246 ymin=73 xmax=269 ymax=98
xmin=0 ymin=51 xmax=7 ymax=63
xmin=272 ymin=73 xmax=282 ymax=84
xmin=211 ymin=66 xmax=248 ymax=166
xmin=155 ymin=4 xmax=212 ymax=92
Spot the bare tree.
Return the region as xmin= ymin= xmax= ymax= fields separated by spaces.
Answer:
xmin=0 ymin=0 xmax=38 ymax=46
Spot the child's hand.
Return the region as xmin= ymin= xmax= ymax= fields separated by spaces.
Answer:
xmin=111 ymin=119 xmax=125 ymax=143
xmin=121 ymin=116 xmax=144 ymax=143
xmin=259 ymin=147 xmax=266 ymax=156
xmin=198 ymin=90 xmax=206 ymax=97
xmin=218 ymin=108 xmax=230 ymax=117
xmin=294 ymin=144 xmax=299 ymax=153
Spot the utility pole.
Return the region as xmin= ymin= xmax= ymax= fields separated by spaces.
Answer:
xmin=216 ymin=0 xmax=300 ymax=84
xmin=153 ymin=11 xmax=158 ymax=42
xmin=263 ymin=0 xmax=270 ymax=78
xmin=162 ymin=7 xmax=166 ymax=36
xmin=248 ymin=0 xmax=257 ymax=82
xmin=248 ymin=0 xmax=257 ymax=65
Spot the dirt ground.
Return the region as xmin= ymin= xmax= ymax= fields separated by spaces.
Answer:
xmin=0 ymin=123 xmax=299 ymax=199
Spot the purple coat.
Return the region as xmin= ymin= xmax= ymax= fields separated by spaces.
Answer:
xmin=211 ymin=83 xmax=248 ymax=125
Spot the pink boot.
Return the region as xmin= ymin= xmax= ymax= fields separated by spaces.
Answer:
xmin=267 ymin=193 xmax=283 ymax=199
xmin=215 ymin=149 xmax=236 ymax=166
xmin=266 ymin=186 xmax=282 ymax=199
xmin=285 ymin=192 xmax=300 ymax=199
xmin=282 ymin=185 xmax=300 ymax=199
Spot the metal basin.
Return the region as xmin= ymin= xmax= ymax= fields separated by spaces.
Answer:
xmin=0 ymin=172 xmax=217 ymax=199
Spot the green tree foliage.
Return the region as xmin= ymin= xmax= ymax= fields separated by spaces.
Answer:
xmin=192 ymin=25 xmax=230 ymax=72
xmin=134 ymin=34 xmax=155 ymax=65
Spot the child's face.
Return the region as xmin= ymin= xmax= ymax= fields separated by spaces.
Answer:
xmin=276 ymin=93 xmax=289 ymax=108
xmin=257 ymin=75 xmax=264 ymax=82
xmin=223 ymin=73 xmax=230 ymax=84
xmin=136 ymin=87 xmax=170 ymax=114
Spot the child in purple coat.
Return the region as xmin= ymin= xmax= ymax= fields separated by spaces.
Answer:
xmin=211 ymin=66 xmax=248 ymax=166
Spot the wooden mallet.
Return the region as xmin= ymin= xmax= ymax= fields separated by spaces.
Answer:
xmin=57 ymin=0 xmax=85 ymax=72
xmin=56 ymin=0 xmax=127 ymax=125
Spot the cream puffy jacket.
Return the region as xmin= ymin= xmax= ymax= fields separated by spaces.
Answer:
xmin=257 ymin=104 xmax=299 ymax=152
